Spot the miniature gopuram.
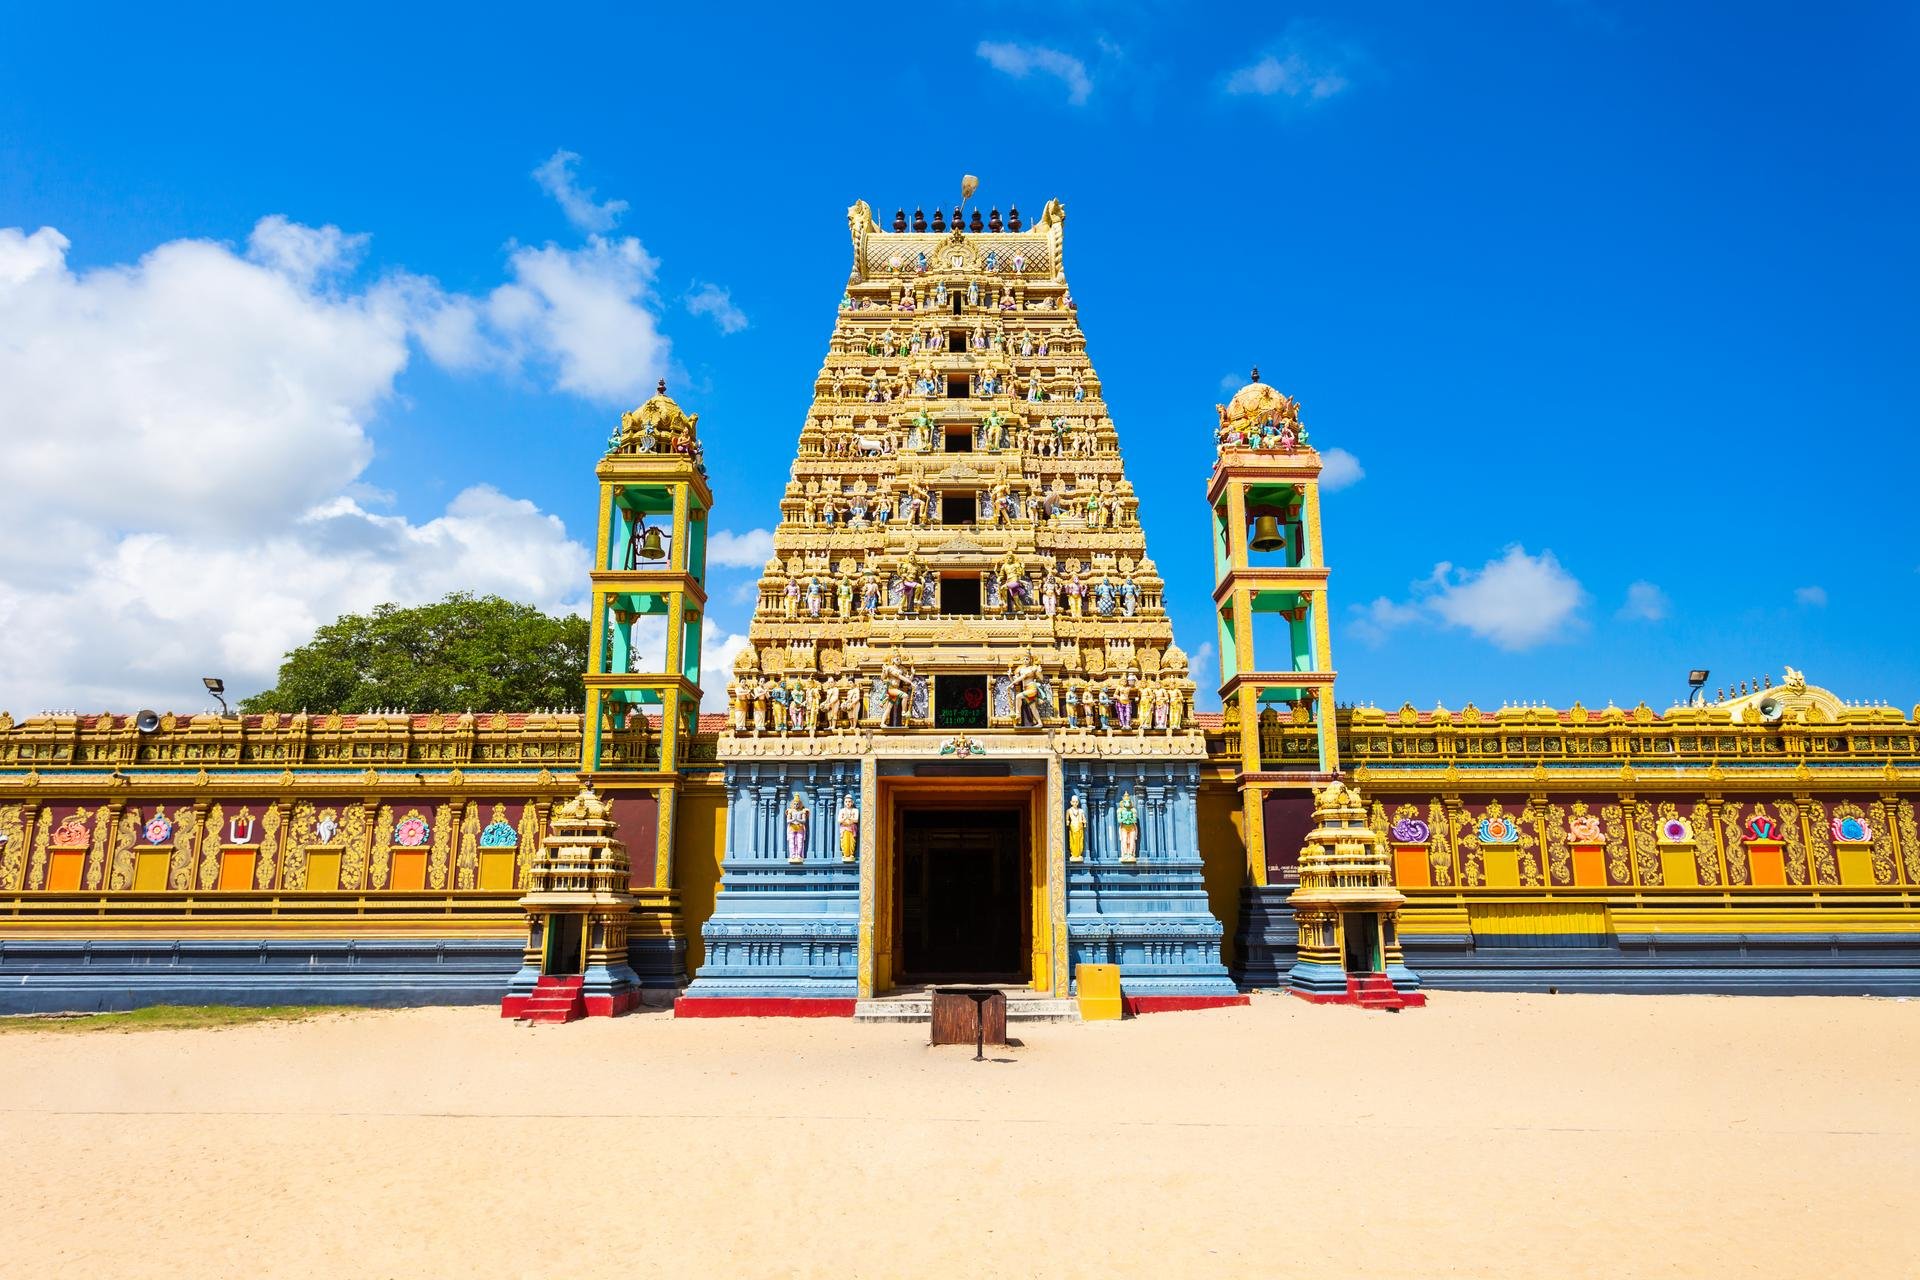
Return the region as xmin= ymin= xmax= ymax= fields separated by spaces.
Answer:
xmin=501 ymin=779 xmax=643 ymax=1020
xmin=678 ymin=198 xmax=1241 ymax=1014
xmin=1283 ymin=780 xmax=1424 ymax=1008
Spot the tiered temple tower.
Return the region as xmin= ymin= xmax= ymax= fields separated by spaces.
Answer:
xmin=678 ymin=199 xmax=1241 ymax=1014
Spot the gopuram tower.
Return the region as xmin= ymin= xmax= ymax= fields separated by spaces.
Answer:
xmin=677 ymin=198 xmax=1241 ymax=1014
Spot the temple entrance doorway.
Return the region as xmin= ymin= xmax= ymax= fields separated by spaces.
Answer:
xmin=899 ymin=808 xmax=1025 ymax=982
xmin=875 ymin=776 xmax=1050 ymax=994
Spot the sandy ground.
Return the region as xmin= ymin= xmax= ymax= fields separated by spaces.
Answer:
xmin=0 ymin=992 xmax=1915 ymax=1279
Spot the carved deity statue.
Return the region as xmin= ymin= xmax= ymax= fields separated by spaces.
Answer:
xmin=785 ymin=793 xmax=810 ymax=864
xmin=837 ymin=795 xmax=860 ymax=863
xmin=1010 ymin=649 xmax=1046 ymax=728
xmin=1116 ymin=791 xmax=1140 ymax=864
xmin=1067 ymin=793 xmax=1087 ymax=862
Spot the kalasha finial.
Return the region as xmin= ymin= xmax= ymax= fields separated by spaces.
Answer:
xmin=657 ymin=379 xmax=667 ymax=396
xmin=1251 ymin=366 xmax=1260 ymax=384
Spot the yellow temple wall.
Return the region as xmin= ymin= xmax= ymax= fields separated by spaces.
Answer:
xmin=673 ymin=778 xmax=729 ymax=972
xmin=1196 ymin=777 xmax=1248 ymax=969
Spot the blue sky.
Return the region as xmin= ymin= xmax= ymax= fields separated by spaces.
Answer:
xmin=2 ymin=2 xmax=1915 ymax=714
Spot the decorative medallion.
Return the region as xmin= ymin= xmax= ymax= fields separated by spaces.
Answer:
xmin=1476 ymin=814 xmax=1521 ymax=845
xmin=51 ymin=813 xmax=89 ymax=847
xmin=142 ymin=812 xmax=175 ymax=845
xmin=938 ymin=735 xmax=986 ymax=758
xmin=1831 ymin=815 xmax=1872 ymax=843
xmin=314 ymin=810 xmax=341 ymax=844
xmin=1660 ymin=816 xmax=1695 ymax=843
xmin=1567 ymin=814 xmax=1604 ymax=844
xmin=1388 ymin=817 xmax=1431 ymax=844
xmin=228 ymin=810 xmax=257 ymax=845
xmin=479 ymin=819 xmax=518 ymax=848
xmin=393 ymin=813 xmax=431 ymax=847
xmin=1744 ymin=813 xmax=1779 ymax=841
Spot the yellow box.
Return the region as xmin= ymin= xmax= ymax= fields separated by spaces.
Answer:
xmin=1838 ymin=846 xmax=1876 ymax=886
xmin=1481 ymin=847 xmax=1520 ymax=888
xmin=219 ymin=850 xmax=256 ymax=891
xmin=305 ymin=850 xmax=342 ymax=892
xmin=1392 ymin=846 xmax=1430 ymax=887
xmin=1076 ymin=962 xmax=1122 ymax=1021
xmin=134 ymin=850 xmax=171 ymax=891
xmin=1659 ymin=848 xmax=1697 ymax=887
xmin=479 ymin=850 xmax=517 ymax=891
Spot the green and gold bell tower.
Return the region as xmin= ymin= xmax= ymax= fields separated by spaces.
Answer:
xmin=583 ymin=381 xmax=711 ymax=986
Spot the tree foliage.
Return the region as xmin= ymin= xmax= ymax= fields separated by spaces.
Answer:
xmin=240 ymin=593 xmax=588 ymax=714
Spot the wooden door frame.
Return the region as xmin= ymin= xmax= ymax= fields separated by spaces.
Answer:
xmin=874 ymin=775 xmax=1047 ymax=995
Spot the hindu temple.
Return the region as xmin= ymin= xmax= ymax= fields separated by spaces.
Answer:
xmin=1 ymin=197 xmax=1915 ymax=1017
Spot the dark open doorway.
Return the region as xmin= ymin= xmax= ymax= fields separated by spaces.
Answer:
xmin=899 ymin=808 xmax=1026 ymax=982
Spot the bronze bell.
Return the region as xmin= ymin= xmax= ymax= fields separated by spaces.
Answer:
xmin=639 ymin=525 xmax=666 ymax=560
xmin=1249 ymin=514 xmax=1286 ymax=553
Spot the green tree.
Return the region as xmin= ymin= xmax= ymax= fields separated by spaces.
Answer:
xmin=241 ymin=593 xmax=588 ymax=714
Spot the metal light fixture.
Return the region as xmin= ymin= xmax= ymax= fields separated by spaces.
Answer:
xmin=1685 ymin=668 xmax=1710 ymax=707
xmin=202 ymin=676 xmax=229 ymax=715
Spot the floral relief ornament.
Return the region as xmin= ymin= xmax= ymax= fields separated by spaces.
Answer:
xmin=143 ymin=812 xmax=175 ymax=845
xmin=393 ymin=813 xmax=431 ymax=847
xmin=1831 ymin=814 xmax=1872 ymax=843
xmin=1476 ymin=813 xmax=1521 ymax=844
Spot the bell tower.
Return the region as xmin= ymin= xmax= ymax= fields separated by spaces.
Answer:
xmin=1207 ymin=370 xmax=1340 ymax=980
xmin=585 ymin=380 xmax=711 ymax=987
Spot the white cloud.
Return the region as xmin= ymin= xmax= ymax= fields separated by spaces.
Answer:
xmin=1189 ymin=641 xmax=1219 ymax=710
xmin=1219 ymin=371 xmax=1245 ymax=393
xmin=977 ymin=41 xmax=1093 ymax=105
xmin=1347 ymin=596 xmax=1424 ymax=648
xmin=532 ymin=149 xmax=629 ymax=234
xmin=1347 ymin=546 xmax=1586 ymax=651
xmin=707 ymin=528 xmax=776 ymax=570
xmin=1618 ymin=581 xmax=1669 ymax=622
xmin=1318 ymin=447 xmax=1364 ymax=491
xmin=700 ymin=632 xmax=752 ymax=712
xmin=686 ymin=281 xmax=747 ymax=334
xmin=1226 ymin=24 xmax=1356 ymax=102
xmin=1794 ymin=585 xmax=1827 ymax=608
xmin=485 ymin=235 xmax=670 ymax=404
xmin=0 ymin=217 xmax=677 ymax=713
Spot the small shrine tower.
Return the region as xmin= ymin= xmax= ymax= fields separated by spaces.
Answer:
xmin=501 ymin=780 xmax=643 ymax=1020
xmin=1284 ymin=781 xmax=1424 ymax=1009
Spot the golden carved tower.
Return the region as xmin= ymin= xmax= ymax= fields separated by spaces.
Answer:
xmin=723 ymin=198 xmax=1196 ymax=741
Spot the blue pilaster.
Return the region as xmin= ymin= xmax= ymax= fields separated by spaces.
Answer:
xmin=1063 ymin=759 xmax=1240 ymax=998
xmin=682 ymin=760 xmax=862 ymax=1000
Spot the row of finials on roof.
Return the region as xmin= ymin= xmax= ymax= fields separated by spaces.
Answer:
xmin=892 ymin=206 xmax=1024 ymax=233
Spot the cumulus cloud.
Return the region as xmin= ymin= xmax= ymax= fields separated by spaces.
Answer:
xmin=532 ymin=149 xmax=629 ymax=234
xmin=485 ymin=235 xmax=670 ymax=403
xmin=1794 ymin=585 xmax=1827 ymax=608
xmin=1226 ymin=23 xmax=1357 ymax=102
xmin=686 ymin=281 xmax=748 ymax=334
xmin=1318 ymin=447 xmax=1364 ymax=491
xmin=707 ymin=528 xmax=776 ymax=570
xmin=0 ymin=216 xmax=686 ymax=712
xmin=977 ymin=41 xmax=1093 ymax=105
xmin=1347 ymin=546 xmax=1587 ymax=651
xmin=700 ymin=632 xmax=753 ymax=712
xmin=1618 ymin=581 xmax=1669 ymax=622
